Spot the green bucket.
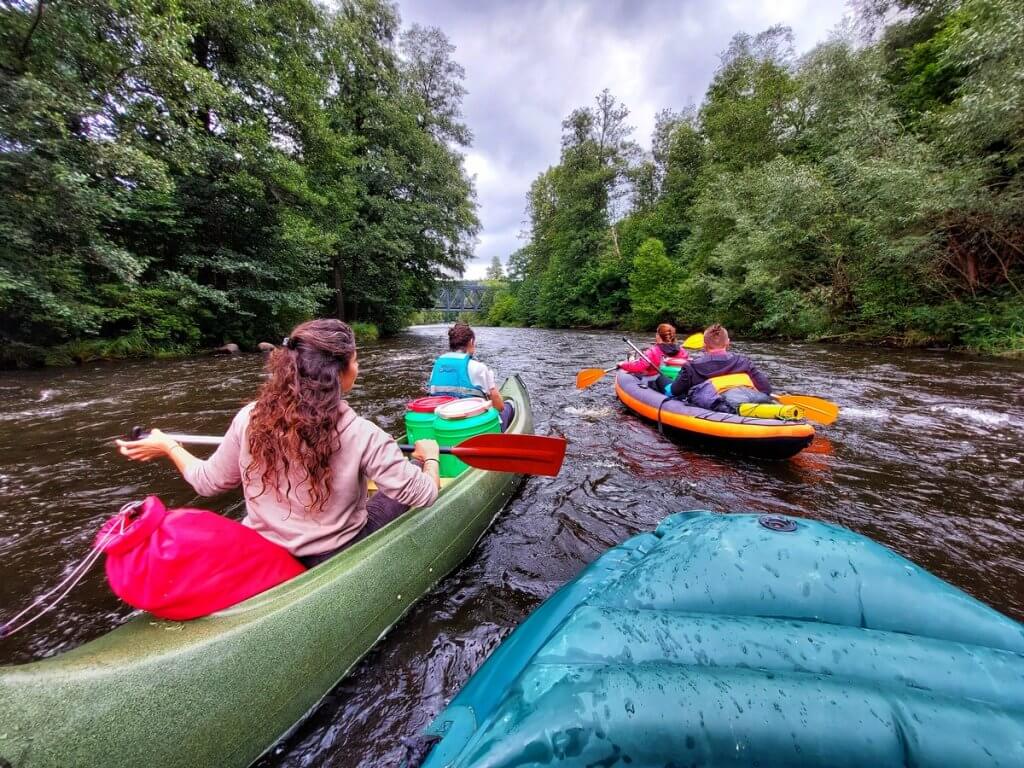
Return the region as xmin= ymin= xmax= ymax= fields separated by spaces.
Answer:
xmin=659 ymin=365 xmax=681 ymax=379
xmin=434 ymin=399 xmax=501 ymax=478
xmin=403 ymin=396 xmax=456 ymax=446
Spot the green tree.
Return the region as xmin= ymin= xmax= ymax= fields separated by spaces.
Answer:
xmin=485 ymin=256 xmax=504 ymax=280
xmin=0 ymin=0 xmax=211 ymax=353
xmin=528 ymin=90 xmax=638 ymax=327
xmin=629 ymin=238 xmax=677 ymax=328
xmin=328 ymin=1 xmax=477 ymax=333
xmin=700 ymin=26 xmax=799 ymax=172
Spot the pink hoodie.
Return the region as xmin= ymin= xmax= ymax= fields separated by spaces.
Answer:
xmin=619 ymin=344 xmax=689 ymax=376
xmin=183 ymin=401 xmax=438 ymax=557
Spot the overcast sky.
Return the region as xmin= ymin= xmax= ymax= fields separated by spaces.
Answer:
xmin=398 ymin=0 xmax=851 ymax=280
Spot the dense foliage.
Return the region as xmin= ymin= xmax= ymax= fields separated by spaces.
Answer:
xmin=0 ymin=0 xmax=476 ymax=365
xmin=492 ymin=0 xmax=1023 ymax=354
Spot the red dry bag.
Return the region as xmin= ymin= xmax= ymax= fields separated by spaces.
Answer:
xmin=96 ymin=495 xmax=305 ymax=620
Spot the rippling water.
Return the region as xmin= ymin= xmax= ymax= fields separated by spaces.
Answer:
xmin=1 ymin=326 xmax=1023 ymax=765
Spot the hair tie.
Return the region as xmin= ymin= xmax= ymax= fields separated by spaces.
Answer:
xmin=282 ymin=336 xmax=291 ymax=349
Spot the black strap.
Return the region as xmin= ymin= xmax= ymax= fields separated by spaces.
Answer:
xmin=655 ymin=393 xmax=678 ymax=436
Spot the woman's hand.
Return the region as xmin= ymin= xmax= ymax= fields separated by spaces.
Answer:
xmin=413 ymin=439 xmax=441 ymax=489
xmin=411 ymin=439 xmax=440 ymax=463
xmin=115 ymin=428 xmax=179 ymax=462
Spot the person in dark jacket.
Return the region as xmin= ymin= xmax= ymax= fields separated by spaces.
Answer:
xmin=654 ymin=324 xmax=773 ymax=412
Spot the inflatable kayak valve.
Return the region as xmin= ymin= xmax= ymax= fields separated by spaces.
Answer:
xmin=758 ymin=514 xmax=797 ymax=532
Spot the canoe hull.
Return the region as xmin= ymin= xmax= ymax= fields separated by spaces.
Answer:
xmin=615 ymin=371 xmax=814 ymax=459
xmin=0 ymin=375 xmax=532 ymax=768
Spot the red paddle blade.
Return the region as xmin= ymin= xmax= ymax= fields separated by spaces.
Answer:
xmin=451 ymin=433 xmax=567 ymax=477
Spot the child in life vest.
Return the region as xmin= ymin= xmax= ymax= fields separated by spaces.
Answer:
xmin=617 ymin=324 xmax=688 ymax=377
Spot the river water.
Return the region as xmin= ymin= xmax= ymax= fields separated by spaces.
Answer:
xmin=1 ymin=325 xmax=1023 ymax=765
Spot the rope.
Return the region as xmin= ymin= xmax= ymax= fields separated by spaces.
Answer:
xmin=0 ymin=501 xmax=139 ymax=639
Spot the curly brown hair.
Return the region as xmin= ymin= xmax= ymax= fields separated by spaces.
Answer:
xmin=448 ymin=322 xmax=475 ymax=351
xmin=246 ymin=319 xmax=356 ymax=517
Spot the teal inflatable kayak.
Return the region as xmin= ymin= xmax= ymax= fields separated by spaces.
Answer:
xmin=422 ymin=512 xmax=1024 ymax=767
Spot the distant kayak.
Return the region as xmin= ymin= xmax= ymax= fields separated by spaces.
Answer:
xmin=422 ymin=511 xmax=1024 ymax=768
xmin=615 ymin=371 xmax=815 ymax=458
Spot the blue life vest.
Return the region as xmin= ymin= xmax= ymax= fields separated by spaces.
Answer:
xmin=428 ymin=352 xmax=486 ymax=398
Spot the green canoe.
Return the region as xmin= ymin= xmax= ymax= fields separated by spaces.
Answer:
xmin=0 ymin=374 xmax=532 ymax=768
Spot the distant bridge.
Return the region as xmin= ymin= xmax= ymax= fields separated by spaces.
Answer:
xmin=431 ymin=280 xmax=487 ymax=311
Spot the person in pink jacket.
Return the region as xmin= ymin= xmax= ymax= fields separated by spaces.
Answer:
xmin=115 ymin=319 xmax=441 ymax=568
xmin=618 ymin=323 xmax=688 ymax=377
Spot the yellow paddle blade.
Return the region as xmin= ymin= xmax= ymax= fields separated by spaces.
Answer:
xmin=682 ymin=332 xmax=704 ymax=350
xmin=774 ymin=394 xmax=839 ymax=425
xmin=576 ymin=368 xmax=611 ymax=389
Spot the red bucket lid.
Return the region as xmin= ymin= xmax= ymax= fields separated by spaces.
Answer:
xmin=407 ymin=396 xmax=456 ymax=414
xmin=436 ymin=397 xmax=490 ymax=420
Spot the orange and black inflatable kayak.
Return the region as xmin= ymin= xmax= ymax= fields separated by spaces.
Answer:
xmin=615 ymin=371 xmax=814 ymax=459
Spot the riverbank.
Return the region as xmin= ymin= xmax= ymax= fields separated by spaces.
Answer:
xmin=464 ymin=317 xmax=1024 ymax=358
xmin=446 ymin=282 xmax=1024 ymax=357
xmin=0 ymin=322 xmax=381 ymax=370
xmin=7 ymin=308 xmax=1020 ymax=371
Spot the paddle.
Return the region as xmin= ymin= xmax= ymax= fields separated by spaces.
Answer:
xmin=577 ymin=336 xmax=666 ymax=390
xmin=129 ymin=427 xmax=567 ymax=477
xmin=622 ymin=337 xmax=659 ymax=370
xmin=772 ymin=395 xmax=839 ymax=425
xmin=577 ymin=335 xmax=699 ymax=390
xmin=575 ymin=366 xmax=618 ymax=390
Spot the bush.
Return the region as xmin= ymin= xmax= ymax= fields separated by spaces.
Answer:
xmin=629 ymin=238 xmax=678 ymax=328
xmin=350 ymin=322 xmax=379 ymax=343
xmin=406 ymin=310 xmax=446 ymax=325
xmin=486 ymin=290 xmax=521 ymax=326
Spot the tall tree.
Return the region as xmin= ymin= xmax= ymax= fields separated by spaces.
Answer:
xmin=400 ymin=23 xmax=472 ymax=146
xmin=327 ymin=0 xmax=477 ymax=332
xmin=701 ymin=26 xmax=798 ymax=171
xmin=0 ymin=0 xmax=480 ymax=364
xmin=485 ymin=256 xmax=504 ymax=280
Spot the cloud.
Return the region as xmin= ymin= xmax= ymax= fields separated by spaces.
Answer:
xmin=398 ymin=0 xmax=851 ymax=280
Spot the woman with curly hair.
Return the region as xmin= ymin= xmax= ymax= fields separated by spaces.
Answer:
xmin=116 ymin=319 xmax=441 ymax=568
